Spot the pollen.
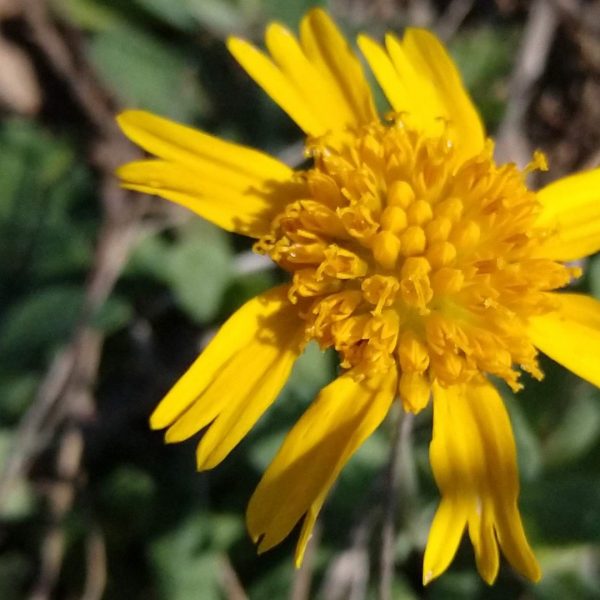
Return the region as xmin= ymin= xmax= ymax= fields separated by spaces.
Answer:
xmin=256 ymin=119 xmax=578 ymax=411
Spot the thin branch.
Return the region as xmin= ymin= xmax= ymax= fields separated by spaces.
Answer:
xmin=29 ymin=423 xmax=86 ymax=600
xmin=436 ymin=0 xmax=476 ymax=42
xmin=0 ymin=2 xmax=146 ymax=598
xmin=378 ymin=405 xmax=405 ymax=600
xmin=496 ymin=0 xmax=560 ymax=166
xmin=219 ymin=555 xmax=249 ymax=600
xmin=81 ymin=526 xmax=108 ymax=600
xmin=320 ymin=511 xmax=374 ymax=600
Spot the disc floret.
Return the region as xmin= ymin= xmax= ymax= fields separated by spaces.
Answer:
xmin=255 ymin=119 xmax=578 ymax=411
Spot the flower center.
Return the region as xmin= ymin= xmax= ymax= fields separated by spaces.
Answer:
xmin=255 ymin=120 xmax=578 ymax=412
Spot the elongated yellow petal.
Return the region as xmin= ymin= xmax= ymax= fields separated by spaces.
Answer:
xmin=425 ymin=381 xmax=481 ymax=584
xmin=246 ymin=369 xmax=396 ymax=563
xmin=116 ymin=111 xmax=300 ymax=237
xmin=464 ymin=381 xmax=541 ymax=583
xmin=265 ymin=23 xmax=355 ymax=133
xmin=423 ymin=496 xmax=469 ymax=585
xmin=150 ymin=287 xmax=303 ymax=462
xmin=299 ymin=8 xmax=377 ymax=127
xmin=535 ymin=167 xmax=600 ymax=261
xmin=359 ymin=29 xmax=484 ymax=161
xmin=228 ymin=8 xmax=376 ymax=140
xmin=426 ymin=381 xmax=540 ymax=585
xmin=119 ymin=159 xmax=299 ymax=237
xmin=527 ymin=292 xmax=600 ymax=388
xmin=227 ymin=37 xmax=327 ymax=135
xmin=357 ymin=35 xmax=411 ymax=117
xmin=194 ymin=331 xmax=301 ymax=470
xmin=468 ymin=499 xmax=500 ymax=586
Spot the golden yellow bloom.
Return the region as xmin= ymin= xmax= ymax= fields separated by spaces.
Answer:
xmin=116 ymin=9 xmax=600 ymax=585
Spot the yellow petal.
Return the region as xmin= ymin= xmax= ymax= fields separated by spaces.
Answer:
xmin=468 ymin=499 xmax=500 ymax=586
xmin=228 ymin=8 xmax=376 ymax=139
xmin=119 ymin=159 xmax=300 ymax=237
xmin=535 ymin=167 xmax=600 ymax=261
xmin=116 ymin=110 xmax=299 ymax=237
xmin=358 ymin=29 xmax=484 ymax=160
xmin=227 ymin=37 xmax=326 ymax=135
xmin=246 ymin=369 xmax=397 ymax=561
xmin=424 ymin=382 xmax=479 ymax=584
xmin=425 ymin=380 xmax=540 ymax=584
xmin=527 ymin=292 xmax=600 ymax=389
xmin=464 ymin=381 xmax=541 ymax=583
xmin=299 ymin=9 xmax=377 ymax=127
xmin=150 ymin=287 xmax=303 ymax=465
xmin=423 ymin=495 xmax=469 ymax=585
xmin=194 ymin=330 xmax=301 ymax=470
xmin=265 ymin=23 xmax=356 ymax=133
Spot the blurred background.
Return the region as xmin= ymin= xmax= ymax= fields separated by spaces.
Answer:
xmin=1 ymin=0 xmax=600 ymax=598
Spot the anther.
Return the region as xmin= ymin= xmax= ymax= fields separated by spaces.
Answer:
xmin=400 ymin=226 xmax=427 ymax=256
xmin=426 ymin=241 xmax=456 ymax=268
xmin=398 ymin=330 xmax=430 ymax=372
xmin=387 ymin=180 xmax=415 ymax=208
xmin=431 ymin=267 xmax=464 ymax=295
xmin=372 ymin=230 xmax=401 ymax=270
xmin=407 ymin=199 xmax=433 ymax=225
xmin=450 ymin=220 xmax=480 ymax=250
xmin=434 ymin=197 xmax=463 ymax=223
xmin=425 ymin=217 xmax=452 ymax=243
xmin=380 ymin=205 xmax=407 ymax=233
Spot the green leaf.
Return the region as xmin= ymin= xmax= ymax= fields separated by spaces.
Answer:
xmin=527 ymin=474 xmax=600 ymax=543
xmin=426 ymin=571 xmax=481 ymax=600
xmin=262 ymin=0 xmax=325 ymax=28
xmin=126 ymin=232 xmax=171 ymax=279
xmin=186 ymin=0 xmax=247 ymax=35
xmin=535 ymin=545 xmax=600 ymax=600
xmin=450 ymin=27 xmax=519 ymax=130
xmin=0 ymin=120 xmax=93 ymax=287
xmin=166 ymin=221 xmax=235 ymax=323
xmin=209 ymin=513 xmax=244 ymax=551
xmin=129 ymin=221 xmax=235 ymax=323
xmin=0 ymin=372 xmax=38 ymax=423
xmin=150 ymin=514 xmax=221 ymax=600
xmin=132 ymin=0 xmax=196 ymax=29
xmin=99 ymin=465 xmax=157 ymax=534
xmin=0 ymin=286 xmax=84 ymax=369
xmin=89 ymin=26 xmax=207 ymax=121
xmin=248 ymin=430 xmax=286 ymax=471
xmin=50 ymin=0 xmax=122 ymax=31
xmin=92 ymin=295 xmax=133 ymax=334
xmin=283 ymin=341 xmax=334 ymax=403
xmin=247 ymin=560 xmax=292 ymax=599
xmin=542 ymin=389 xmax=600 ymax=468
xmin=504 ymin=394 xmax=543 ymax=481
xmin=0 ymin=430 xmax=36 ymax=520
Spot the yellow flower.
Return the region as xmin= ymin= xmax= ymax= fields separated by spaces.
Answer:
xmin=116 ymin=9 xmax=600 ymax=585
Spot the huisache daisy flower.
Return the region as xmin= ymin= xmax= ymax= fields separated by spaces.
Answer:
xmin=116 ymin=9 xmax=600 ymax=585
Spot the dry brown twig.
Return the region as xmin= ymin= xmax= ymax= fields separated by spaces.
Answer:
xmin=0 ymin=1 xmax=145 ymax=598
xmin=496 ymin=0 xmax=560 ymax=166
xmin=435 ymin=0 xmax=476 ymax=41
xmin=219 ymin=554 xmax=250 ymax=600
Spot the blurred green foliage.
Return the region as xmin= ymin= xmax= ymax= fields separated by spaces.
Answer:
xmin=1 ymin=1 xmax=600 ymax=599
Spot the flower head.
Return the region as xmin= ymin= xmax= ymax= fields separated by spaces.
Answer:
xmin=117 ymin=9 xmax=600 ymax=585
